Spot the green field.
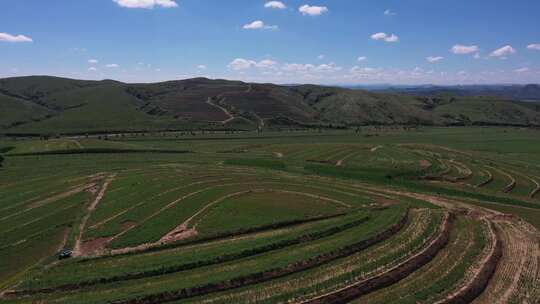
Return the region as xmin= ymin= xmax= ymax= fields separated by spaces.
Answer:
xmin=0 ymin=126 xmax=539 ymax=303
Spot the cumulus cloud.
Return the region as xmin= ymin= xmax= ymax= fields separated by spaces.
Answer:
xmin=112 ymin=0 xmax=178 ymax=9
xmin=228 ymin=58 xmax=341 ymax=76
xmin=228 ymin=58 xmax=256 ymax=70
xmin=299 ymin=4 xmax=328 ymax=16
xmin=350 ymin=66 xmax=378 ymax=73
xmin=265 ymin=1 xmax=286 ymax=9
xmin=88 ymin=67 xmax=97 ymax=72
xmin=228 ymin=58 xmax=278 ymax=70
xmin=105 ymin=63 xmax=119 ymax=68
xmin=357 ymin=56 xmax=367 ymax=62
xmin=513 ymin=67 xmax=529 ymax=73
xmin=489 ymin=45 xmax=516 ymax=58
xmin=256 ymin=59 xmax=278 ymax=69
xmin=528 ymin=44 xmax=540 ymax=51
xmin=384 ymin=9 xmax=396 ymax=16
xmin=243 ymin=20 xmax=278 ymax=30
xmin=0 ymin=32 xmax=33 ymax=43
xmin=282 ymin=62 xmax=341 ymax=73
xmin=88 ymin=59 xmax=99 ymax=64
xmin=451 ymin=44 xmax=479 ymax=54
xmin=197 ymin=65 xmax=207 ymax=70
xmin=427 ymin=56 xmax=444 ymax=63
xmin=314 ymin=63 xmax=342 ymax=73
xmin=370 ymin=32 xmax=399 ymax=43
xmin=318 ymin=54 xmax=325 ymax=60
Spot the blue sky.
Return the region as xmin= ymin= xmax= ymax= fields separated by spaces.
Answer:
xmin=1 ymin=0 xmax=540 ymax=84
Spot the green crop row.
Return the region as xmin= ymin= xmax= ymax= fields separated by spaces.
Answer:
xmin=11 ymin=207 xmax=406 ymax=304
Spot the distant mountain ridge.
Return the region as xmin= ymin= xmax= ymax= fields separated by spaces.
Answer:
xmin=362 ymin=84 xmax=540 ymax=101
xmin=1 ymin=76 xmax=539 ymax=134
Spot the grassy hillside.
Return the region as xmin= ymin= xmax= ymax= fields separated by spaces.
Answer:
xmin=1 ymin=76 xmax=539 ymax=134
xmin=0 ymin=93 xmax=52 ymax=128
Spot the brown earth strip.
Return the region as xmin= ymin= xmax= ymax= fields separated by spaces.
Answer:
xmin=435 ymin=221 xmax=502 ymax=304
xmin=476 ymin=169 xmax=494 ymax=188
xmin=0 ymin=182 xmax=97 ymax=222
xmin=73 ymin=174 xmax=116 ymax=257
xmin=528 ymin=176 xmax=540 ymax=198
xmin=473 ymin=221 xmax=540 ymax=304
xmin=5 ymin=214 xmax=367 ymax=297
xmin=299 ymin=212 xmax=453 ymax=304
xmin=109 ymin=188 xmax=352 ymax=255
xmin=103 ymin=210 xmax=410 ymax=304
xmin=486 ymin=166 xmax=516 ymax=193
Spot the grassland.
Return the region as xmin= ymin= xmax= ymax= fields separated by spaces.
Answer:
xmin=1 ymin=76 xmax=540 ymax=135
xmin=0 ymin=126 xmax=539 ymax=303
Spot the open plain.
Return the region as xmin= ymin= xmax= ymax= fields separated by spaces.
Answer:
xmin=0 ymin=127 xmax=538 ymax=304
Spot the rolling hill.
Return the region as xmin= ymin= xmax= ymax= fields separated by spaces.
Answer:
xmin=373 ymin=84 xmax=540 ymax=101
xmin=1 ymin=76 xmax=540 ymax=134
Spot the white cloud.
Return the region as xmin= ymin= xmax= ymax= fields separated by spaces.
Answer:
xmin=256 ymin=59 xmax=278 ymax=69
xmin=197 ymin=65 xmax=207 ymax=70
xmin=350 ymin=66 xmax=378 ymax=74
xmin=112 ymin=0 xmax=178 ymax=9
xmin=228 ymin=58 xmax=277 ymax=70
xmin=357 ymin=56 xmax=367 ymax=62
xmin=451 ymin=44 xmax=479 ymax=54
xmin=105 ymin=64 xmax=119 ymax=68
xmin=0 ymin=32 xmax=33 ymax=43
xmin=88 ymin=59 xmax=99 ymax=64
xmin=265 ymin=1 xmax=286 ymax=9
xmin=282 ymin=63 xmax=314 ymax=72
xmin=299 ymin=4 xmax=328 ymax=16
xmin=314 ymin=63 xmax=342 ymax=73
xmin=384 ymin=9 xmax=396 ymax=16
xmin=243 ymin=20 xmax=278 ymax=30
xmin=528 ymin=44 xmax=540 ymax=51
xmin=427 ymin=56 xmax=444 ymax=63
xmin=370 ymin=32 xmax=399 ymax=43
xmin=318 ymin=54 xmax=325 ymax=60
xmin=88 ymin=67 xmax=97 ymax=72
xmin=474 ymin=53 xmax=481 ymax=59
xmin=228 ymin=58 xmax=256 ymax=70
xmin=228 ymin=58 xmax=281 ymax=72
xmin=489 ymin=45 xmax=516 ymax=58
xmin=282 ymin=62 xmax=341 ymax=73
xmin=513 ymin=67 xmax=529 ymax=73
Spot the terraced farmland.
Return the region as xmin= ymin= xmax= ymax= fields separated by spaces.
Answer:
xmin=0 ymin=127 xmax=539 ymax=304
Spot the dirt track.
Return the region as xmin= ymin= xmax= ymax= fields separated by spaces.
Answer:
xmin=206 ymin=98 xmax=235 ymax=124
xmin=73 ymin=174 xmax=116 ymax=257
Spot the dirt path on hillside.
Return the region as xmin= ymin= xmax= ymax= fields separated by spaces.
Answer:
xmin=73 ymin=174 xmax=116 ymax=257
xmin=274 ymin=152 xmax=284 ymax=158
xmin=70 ymin=140 xmax=83 ymax=149
xmin=370 ymin=145 xmax=383 ymax=153
xmin=206 ymin=97 xmax=235 ymax=124
xmin=336 ymin=152 xmax=357 ymax=167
